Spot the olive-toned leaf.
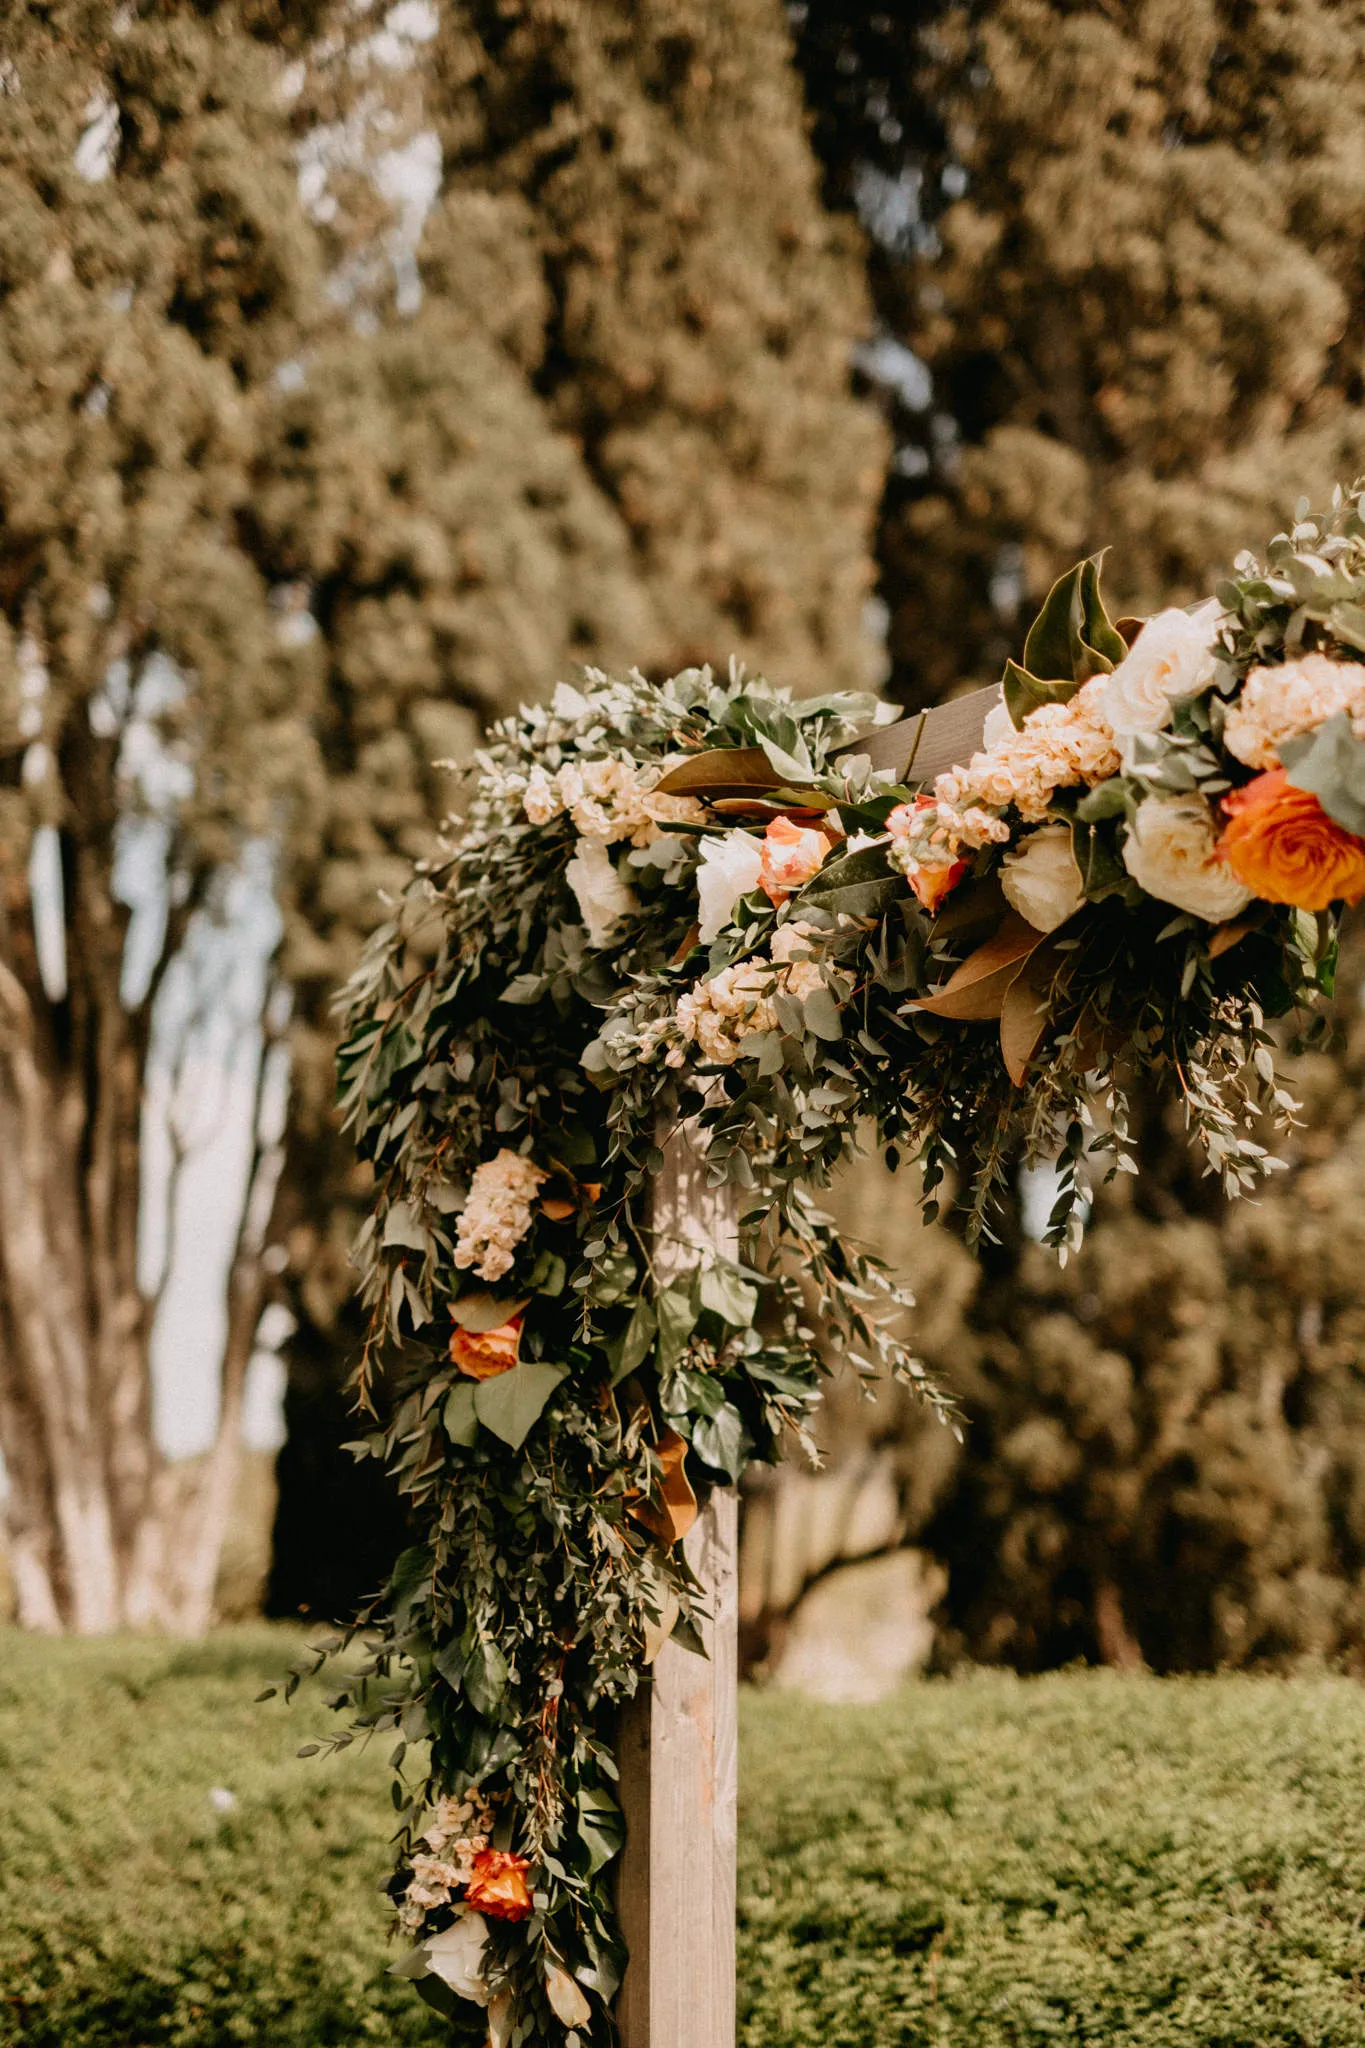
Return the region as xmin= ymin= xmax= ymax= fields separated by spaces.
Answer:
xmin=472 ymin=1361 xmax=568 ymax=1449
xmin=1022 ymin=553 xmax=1126 ymax=684
xmin=999 ymin=934 xmax=1067 ymax=1085
xmin=608 ymin=1299 xmax=657 ymax=1385
xmin=450 ymin=1292 xmax=531 ymax=1333
xmin=629 ymin=1427 xmax=698 ymax=1546
xmin=651 ymin=746 xmax=787 ymax=799
xmin=1282 ymin=712 xmax=1365 ymax=835
xmin=803 ymin=985 xmax=843 ymax=1041
xmin=381 ymin=1200 xmax=428 ymax=1252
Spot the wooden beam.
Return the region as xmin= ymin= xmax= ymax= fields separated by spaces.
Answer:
xmin=835 ymin=681 xmax=1002 ymax=783
xmin=616 ymin=1128 xmax=740 ymax=2048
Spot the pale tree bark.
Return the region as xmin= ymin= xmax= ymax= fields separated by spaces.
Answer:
xmin=0 ymin=840 xmax=289 ymax=1635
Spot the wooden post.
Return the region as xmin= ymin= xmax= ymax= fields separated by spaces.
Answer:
xmin=616 ymin=1127 xmax=739 ymax=2048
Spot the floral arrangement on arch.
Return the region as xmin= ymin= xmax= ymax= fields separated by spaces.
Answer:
xmin=303 ymin=488 xmax=1365 ymax=2044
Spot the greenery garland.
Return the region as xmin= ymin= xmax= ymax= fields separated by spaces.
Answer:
xmin=307 ymin=489 xmax=1365 ymax=2043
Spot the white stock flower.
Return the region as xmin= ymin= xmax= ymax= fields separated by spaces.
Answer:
xmin=454 ymin=1149 xmax=547 ymax=1282
xmin=424 ymin=1911 xmax=490 ymax=2005
xmin=1120 ymin=795 xmax=1251 ymax=922
xmin=695 ymin=832 xmax=764 ymax=943
xmin=566 ymin=838 xmax=637 ymax=948
xmin=1000 ymin=824 xmax=1086 ymax=932
xmin=1100 ymin=601 xmax=1221 ymax=737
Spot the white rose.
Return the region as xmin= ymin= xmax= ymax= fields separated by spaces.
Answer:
xmin=695 ymin=831 xmax=764 ymax=943
xmin=424 ymin=1912 xmax=489 ymax=2005
xmin=1100 ymin=600 xmax=1221 ymax=737
xmin=1120 ymin=795 xmax=1252 ymax=922
xmin=565 ymin=837 xmax=637 ymax=947
xmin=999 ymin=823 xmax=1086 ymax=932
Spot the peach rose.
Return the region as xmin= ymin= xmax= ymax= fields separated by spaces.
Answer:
xmin=449 ymin=1315 xmax=522 ymax=1381
xmin=1219 ymin=770 xmax=1365 ymax=912
xmin=909 ymin=856 xmax=968 ymax=912
xmin=465 ymin=1848 xmax=533 ymax=1922
xmin=758 ymin=816 xmax=830 ymax=905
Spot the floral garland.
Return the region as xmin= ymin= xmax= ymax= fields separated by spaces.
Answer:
xmin=314 ymin=488 xmax=1365 ymax=2043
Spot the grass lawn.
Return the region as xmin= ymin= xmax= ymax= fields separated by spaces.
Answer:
xmin=4 ymin=1630 xmax=1365 ymax=2045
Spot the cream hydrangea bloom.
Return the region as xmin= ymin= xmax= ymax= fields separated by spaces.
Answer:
xmin=566 ymin=839 xmax=636 ymax=947
xmin=453 ymin=1150 xmax=547 ymax=1283
xmin=695 ymin=832 xmax=764 ymax=943
xmin=1223 ymin=653 xmax=1365 ymax=771
xmin=522 ymin=754 xmax=704 ymax=846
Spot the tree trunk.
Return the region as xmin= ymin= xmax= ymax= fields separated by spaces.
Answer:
xmin=0 ymin=925 xmax=286 ymax=1634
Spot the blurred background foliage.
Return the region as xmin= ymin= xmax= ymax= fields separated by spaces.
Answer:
xmin=7 ymin=0 xmax=1365 ymax=1669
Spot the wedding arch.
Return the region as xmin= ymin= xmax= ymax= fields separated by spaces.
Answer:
xmin=308 ymin=489 xmax=1365 ymax=2045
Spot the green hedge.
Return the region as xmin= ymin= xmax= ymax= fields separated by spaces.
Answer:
xmin=739 ymin=1671 xmax=1365 ymax=2046
xmin=4 ymin=1632 xmax=1365 ymax=2045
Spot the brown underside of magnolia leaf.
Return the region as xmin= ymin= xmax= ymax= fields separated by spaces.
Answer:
xmin=913 ymin=911 xmax=1046 ymax=1021
xmin=627 ymin=1426 xmax=698 ymax=1547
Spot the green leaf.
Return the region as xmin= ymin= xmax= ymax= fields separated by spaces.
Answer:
xmin=609 ymin=1300 xmax=657 ymax=1385
xmin=450 ymin=1291 xmax=529 ymax=1333
xmin=691 ymin=1401 xmax=751 ymax=1481
xmin=698 ymin=1263 xmax=759 ymax=1328
xmin=803 ymin=986 xmax=843 ymax=1041
xmin=388 ymin=1545 xmax=431 ymax=1630
xmin=473 ymin=1361 xmax=569 ymax=1449
xmin=1003 ymin=658 xmax=1077 ymax=726
xmin=1281 ymin=712 xmax=1365 ymax=835
xmin=381 ymin=1200 xmax=428 ymax=1252
xmin=577 ymin=1784 xmax=625 ymax=1874
xmin=462 ymin=1636 xmax=509 ymax=1716
xmin=1075 ymin=777 xmax=1131 ymax=823
xmin=500 ymin=973 xmax=548 ymax=1005
xmin=433 ymin=1638 xmax=466 ymax=1692
xmin=656 ymin=1284 xmax=699 ymax=1370
xmin=443 ymin=1382 xmax=479 ymax=1447
xmin=1022 ymin=553 xmax=1127 ymax=683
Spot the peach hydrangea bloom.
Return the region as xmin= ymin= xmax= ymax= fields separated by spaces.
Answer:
xmin=1223 ymin=654 xmax=1365 ymax=771
xmin=934 ymin=677 xmax=1121 ymax=822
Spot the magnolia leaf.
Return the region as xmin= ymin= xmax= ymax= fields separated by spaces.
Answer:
xmin=1022 ymin=553 xmax=1127 ymax=684
xmin=539 ymin=1196 xmax=576 ymax=1222
xmin=1002 ymin=659 xmax=1076 ymax=727
xmin=443 ymin=1382 xmax=479 ymax=1447
xmin=709 ymin=794 xmax=840 ymax=817
xmin=914 ymin=912 xmax=1045 ymax=1021
xmin=1115 ymin=615 xmax=1147 ymax=648
xmin=473 ymin=1360 xmax=568 ymax=1450
xmin=652 ymin=746 xmax=795 ymax=800
xmin=629 ymin=1427 xmax=698 ymax=1546
xmin=641 ymin=1582 xmax=681 ymax=1663
xmin=545 ymin=1960 xmax=593 ymax=2029
xmin=1207 ymin=907 xmax=1268 ymax=959
xmin=929 ymin=874 xmax=1008 ymax=941
xmin=999 ymin=933 xmax=1067 ymax=1086
xmin=1282 ymin=712 xmax=1365 ymax=836
xmin=450 ymin=1292 xmax=530 ymax=1333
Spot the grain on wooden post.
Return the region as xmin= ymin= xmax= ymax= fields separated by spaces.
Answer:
xmin=616 ymin=1122 xmax=740 ymax=2048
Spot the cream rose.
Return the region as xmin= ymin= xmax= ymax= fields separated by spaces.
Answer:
xmin=999 ymin=823 xmax=1086 ymax=932
xmin=1120 ymin=794 xmax=1252 ymax=922
xmin=424 ymin=1911 xmax=490 ymax=2004
xmin=565 ymin=838 xmax=636 ymax=947
xmin=695 ymin=831 xmax=764 ymax=943
xmin=1100 ymin=600 xmax=1221 ymax=737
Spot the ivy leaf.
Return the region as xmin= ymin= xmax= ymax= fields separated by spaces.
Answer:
xmin=608 ymin=1300 xmax=657 ymax=1385
xmin=691 ymin=1402 xmax=751 ymax=1482
xmin=473 ymin=1361 xmax=568 ymax=1449
xmin=698 ymin=1263 xmax=758 ymax=1328
xmin=462 ymin=1636 xmax=509 ymax=1716
xmin=577 ymin=1785 xmax=625 ymax=1874
xmin=450 ymin=1292 xmax=530 ymax=1333
xmin=655 ymin=1284 xmax=698 ymax=1370
xmin=443 ymin=1383 xmax=479 ymax=1447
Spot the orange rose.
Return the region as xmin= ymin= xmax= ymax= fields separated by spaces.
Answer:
xmin=759 ymin=816 xmax=831 ymax=905
xmin=1219 ymin=769 xmax=1365 ymax=912
xmin=465 ymin=1848 xmax=533 ymax=1921
xmin=449 ymin=1315 xmax=522 ymax=1381
xmin=910 ymin=857 xmax=967 ymax=913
